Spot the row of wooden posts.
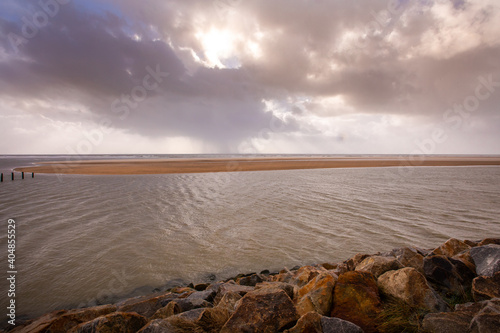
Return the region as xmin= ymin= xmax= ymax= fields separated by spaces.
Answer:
xmin=0 ymin=172 xmax=34 ymax=182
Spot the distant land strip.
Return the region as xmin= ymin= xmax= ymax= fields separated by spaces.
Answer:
xmin=13 ymin=156 xmax=500 ymax=175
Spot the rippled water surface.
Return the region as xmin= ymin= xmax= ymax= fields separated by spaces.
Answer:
xmin=1 ymin=155 xmax=500 ymax=319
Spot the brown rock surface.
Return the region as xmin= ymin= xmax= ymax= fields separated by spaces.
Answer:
xmin=331 ymin=271 xmax=381 ymax=333
xmin=472 ymin=272 xmax=500 ymax=302
xmin=70 ymin=311 xmax=147 ymax=333
xmin=296 ymin=272 xmax=336 ymax=316
xmin=390 ymin=247 xmax=425 ymax=273
xmin=220 ymin=288 xmax=299 ymax=333
xmin=117 ymin=293 xmax=178 ymax=318
xmin=11 ymin=305 xmax=117 ymax=333
xmin=355 ymin=256 xmax=403 ymax=278
xmin=377 ymin=267 xmax=447 ymax=312
xmin=432 ymin=238 xmax=471 ymax=257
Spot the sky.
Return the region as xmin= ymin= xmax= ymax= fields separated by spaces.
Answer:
xmin=0 ymin=0 xmax=499 ymax=155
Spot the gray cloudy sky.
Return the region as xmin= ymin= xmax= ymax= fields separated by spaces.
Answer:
xmin=0 ymin=0 xmax=499 ymax=154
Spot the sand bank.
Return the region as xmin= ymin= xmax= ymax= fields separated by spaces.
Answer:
xmin=13 ymin=156 xmax=500 ymax=175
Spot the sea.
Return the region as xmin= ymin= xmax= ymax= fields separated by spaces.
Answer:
xmin=0 ymin=154 xmax=499 ymax=322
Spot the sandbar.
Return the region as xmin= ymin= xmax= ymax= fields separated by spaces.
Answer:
xmin=13 ymin=156 xmax=500 ymax=175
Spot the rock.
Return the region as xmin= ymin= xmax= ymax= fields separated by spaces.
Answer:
xmin=332 ymin=263 xmax=350 ymax=276
xmin=321 ymin=317 xmax=364 ymax=333
xmin=220 ymin=288 xmax=299 ymax=333
xmin=117 ymin=293 xmax=178 ymax=318
xmin=254 ymin=281 xmax=295 ymax=300
xmin=285 ymin=312 xmax=364 ymax=333
xmin=453 ymin=249 xmax=477 ymax=273
xmin=378 ymin=267 xmax=447 ymax=312
xmin=210 ymin=281 xmax=254 ymax=304
xmin=296 ymin=272 xmax=337 ymax=316
xmin=331 ymin=271 xmax=382 ymax=333
xmin=472 ymin=272 xmax=500 ymax=302
xmin=293 ymin=266 xmax=326 ymax=287
xmin=422 ymin=312 xmax=473 ymax=332
xmin=151 ymin=298 xmax=212 ymax=320
xmin=193 ymin=283 xmax=210 ymax=291
xmin=185 ymin=289 xmax=216 ymax=303
xmin=165 ymin=307 xmax=230 ymax=333
xmin=465 ymin=240 xmax=480 ymax=247
xmin=470 ymin=312 xmax=500 ymax=333
xmin=236 ymin=273 xmax=265 ymax=286
xmin=70 ymin=312 xmax=147 ymax=333
xmin=355 ymin=256 xmax=403 ymax=278
xmin=478 ymin=238 xmax=500 ymax=246
xmin=423 ymin=255 xmax=476 ymax=296
xmin=137 ymin=319 xmax=179 ymax=333
xmin=285 ymin=312 xmax=323 ymax=333
xmin=321 ymin=262 xmax=337 ymax=270
xmin=344 ymin=253 xmax=371 ymax=271
xmin=423 ymin=298 xmax=500 ymax=333
xmin=11 ymin=305 xmax=117 ymax=333
xmin=389 ymin=247 xmax=425 ymax=273
xmin=271 ymin=270 xmax=294 ymax=284
xmin=214 ymin=291 xmax=242 ymax=312
xmin=433 ymin=238 xmax=471 ymax=257
xmin=169 ymin=287 xmax=194 ymax=294
xmin=471 ymin=244 xmax=500 ymax=277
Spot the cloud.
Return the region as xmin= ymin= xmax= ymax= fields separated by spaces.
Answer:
xmin=0 ymin=0 xmax=499 ymax=154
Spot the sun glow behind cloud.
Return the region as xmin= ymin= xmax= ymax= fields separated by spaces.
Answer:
xmin=195 ymin=28 xmax=241 ymax=68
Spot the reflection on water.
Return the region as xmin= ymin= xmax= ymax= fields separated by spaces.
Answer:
xmin=0 ymin=156 xmax=499 ymax=319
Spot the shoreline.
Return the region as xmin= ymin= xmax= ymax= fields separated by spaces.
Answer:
xmin=13 ymin=156 xmax=500 ymax=175
xmin=6 ymin=237 xmax=499 ymax=332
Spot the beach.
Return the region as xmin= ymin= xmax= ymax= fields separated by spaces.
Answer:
xmin=13 ymin=156 xmax=500 ymax=175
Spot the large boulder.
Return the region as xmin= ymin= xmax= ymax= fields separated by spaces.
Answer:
xmin=10 ymin=305 xmax=117 ymax=333
xmin=453 ymin=249 xmax=477 ymax=273
xmin=284 ymin=312 xmax=322 ymax=333
xmin=423 ymin=298 xmax=500 ymax=333
xmin=147 ymin=307 xmax=230 ymax=333
xmin=295 ymin=272 xmax=337 ymax=316
xmin=471 ymin=244 xmax=500 ymax=277
xmin=254 ymin=281 xmax=295 ymax=300
xmin=210 ymin=281 xmax=254 ymax=304
xmin=422 ymin=311 xmax=473 ymax=332
xmin=214 ymin=291 xmax=242 ymax=313
xmin=285 ymin=312 xmax=363 ymax=333
xmin=321 ymin=317 xmax=365 ymax=333
xmin=472 ymin=272 xmax=500 ymax=302
xmin=151 ymin=298 xmax=212 ymax=320
xmin=236 ymin=273 xmax=266 ymax=286
xmin=331 ymin=271 xmax=382 ymax=333
xmin=70 ymin=312 xmax=147 ymax=333
xmin=389 ymin=247 xmax=425 ymax=273
xmin=220 ymin=288 xmax=299 ymax=333
xmin=344 ymin=253 xmax=371 ymax=271
xmin=423 ymin=255 xmax=476 ymax=296
xmin=293 ymin=266 xmax=326 ymax=287
xmin=355 ymin=256 xmax=403 ymax=278
xmin=117 ymin=293 xmax=179 ymax=318
xmin=137 ymin=319 xmax=180 ymax=333
xmin=478 ymin=238 xmax=500 ymax=246
xmin=378 ymin=267 xmax=447 ymax=312
xmin=433 ymin=238 xmax=471 ymax=257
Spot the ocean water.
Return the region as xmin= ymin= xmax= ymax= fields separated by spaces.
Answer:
xmin=0 ymin=155 xmax=500 ymax=321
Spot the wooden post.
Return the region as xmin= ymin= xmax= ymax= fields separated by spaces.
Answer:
xmin=1 ymin=173 xmax=3 ymax=182
xmin=32 ymin=172 xmax=34 ymax=178
xmin=22 ymin=172 xmax=24 ymax=179
xmin=11 ymin=172 xmax=14 ymax=181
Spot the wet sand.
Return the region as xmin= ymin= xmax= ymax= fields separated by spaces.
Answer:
xmin=13 ymin=156 xmax=500 ymax=175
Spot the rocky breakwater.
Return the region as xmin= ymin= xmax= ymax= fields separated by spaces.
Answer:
xmin=4 ymin=237 xmax=500 ymax=333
